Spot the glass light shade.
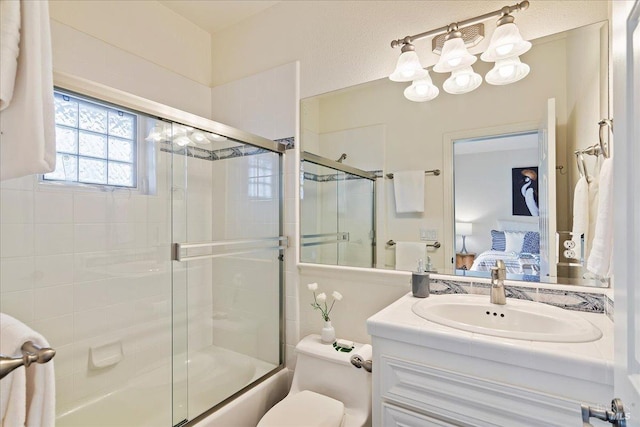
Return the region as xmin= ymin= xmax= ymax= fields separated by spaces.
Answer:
xmin=174 ymin=136 xmax=191 ymax=147
xmin=456 ymin=222 xmax=473 ymax=236
xmin=390 ymin=50 xmax=428 ymax=82
xmin=485 ymin=57 xmax=530 ymax=85
xmin=403 ymin=74 xmax=440 ymax=102
xmin=443 ymin=67 xmax=482 ymax=94
xmin=433 ymin=37 xmax=477 ymax=73
xmin=210 ymin=133 xmax=228 ymax=142
xmin=480 ymin=22 xmax=532 ymax=62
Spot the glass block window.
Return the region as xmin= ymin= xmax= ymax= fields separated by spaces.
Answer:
xmin=248 ymin=155 xmax=274 ymax=200
xmin=45 ymin=91 xmax=137 ymax=188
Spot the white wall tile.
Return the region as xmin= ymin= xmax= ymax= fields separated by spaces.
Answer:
xmin=35 ymin=224 xmax=74 ymax=255
xmin=1 ymin=257 xmax=35 ymax=292
xmin=73 ymin=307 xmax=111 ymax=341
xmin=0 ymin=175 xmax=35 ymax=191
xmin=73 ymin=194 xmax=108 ymax=223
xmin=34 ymin=254 xmax=74 ymax=288
xmin=1 ymin=223 xmax=34 ymax=257
xmin=32 ymin=315 xmax=74 ymax=347
xmin=35 ymin=191 xmax=73 ymax=223
xmin=73 ymin=281 xmax=108 ymax=311
xmin=1 ymin=290 xmax=34 ymax=323
xmin=0 ymin=189 xmax=34 ymax=224
xmin=74 ymin=224 xmax=108 ymax=253
xmin=34 ymin=284 xmax=74 ymax=321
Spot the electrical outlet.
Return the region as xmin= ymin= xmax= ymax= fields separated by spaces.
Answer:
xmin=420 ymin=229 xmax=438 ymax=241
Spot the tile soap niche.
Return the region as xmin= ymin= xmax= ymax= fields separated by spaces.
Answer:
xmin=89 ymin=340 xmax=124 ymax=369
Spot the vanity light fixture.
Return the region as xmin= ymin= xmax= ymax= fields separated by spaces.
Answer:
xmin=389 ymin=42 xmax=429 ymax=82
xmin=403 ymin=72 xmax=439 ymax=102
xmin=389 ymin=1 xmax=530 ymax=101
xmin=443 ymin=66 xmax=483 ymax=95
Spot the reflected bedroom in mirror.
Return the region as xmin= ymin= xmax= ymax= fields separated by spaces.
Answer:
xmin=300 ymin=20 xmax=610 ymax=287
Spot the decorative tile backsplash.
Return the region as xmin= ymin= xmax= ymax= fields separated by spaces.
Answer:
xmin=159 ymin=136 xmax=295 ymax=161
xmin=430 ymin=278 xmax=607 ymax=314
xmin=302 ymin=170 xmax=383 ymax=182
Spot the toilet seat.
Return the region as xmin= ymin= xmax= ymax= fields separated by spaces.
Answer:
xmin=257 ymin=390 xmax=345 ymax=427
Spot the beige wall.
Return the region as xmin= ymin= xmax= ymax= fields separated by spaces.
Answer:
xmin=49 ymin=0 xmax=212 ymax=87
xmin=211 ymin=0 xmax=608 ymax=98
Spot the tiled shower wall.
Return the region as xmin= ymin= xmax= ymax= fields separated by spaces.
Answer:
xmin=0 ymin=149 xmax=173 ymax=413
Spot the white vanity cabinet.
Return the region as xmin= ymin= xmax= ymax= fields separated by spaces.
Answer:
xmin=367 ymin=293 xmax=614 ymax=427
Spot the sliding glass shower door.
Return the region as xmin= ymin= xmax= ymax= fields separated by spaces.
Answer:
xmin=170 ymin=125 xmax=283 ymax=425
xmin=300 ymin=154 xmax=375 ymax=268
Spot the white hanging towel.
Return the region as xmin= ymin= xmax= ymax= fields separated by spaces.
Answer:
xmin=0 ymin=0 xmax=56 ymax=181
xmin=0 ymin=313 xmax=55 ymax=427
xmin=393 ymin=170 xmax=425 ymax=213
xmin=571 ymin=176 xmax=588 ymax=255
xmin=395 ymin=241 xmax=426 ymax=271
xmin=587 ymin=157 xmax=613 ymax=277
xmin=0 ymin=0 xmax=21 ymax=111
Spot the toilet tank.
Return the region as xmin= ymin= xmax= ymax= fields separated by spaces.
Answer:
xmin=291 ymin=335 xmax=371 ymax=420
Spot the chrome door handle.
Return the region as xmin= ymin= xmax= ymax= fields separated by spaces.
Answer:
xmin=581 ymin=398 xmax=627 ymax=427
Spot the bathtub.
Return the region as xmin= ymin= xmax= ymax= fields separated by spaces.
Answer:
xmin=56 ymin=345 xmax=288 ymax=427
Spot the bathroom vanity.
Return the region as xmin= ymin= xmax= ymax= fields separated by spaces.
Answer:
xmin=366 ymin=293 xmax=613 ymax=427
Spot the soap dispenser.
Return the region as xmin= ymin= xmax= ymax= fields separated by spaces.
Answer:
xmin=411 ymin=259 xmax=430 ymax=298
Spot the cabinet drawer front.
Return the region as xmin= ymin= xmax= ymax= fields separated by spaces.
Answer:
xmin=380 ymin=355 xmax=581 ymax=427
xmin=383 ymin=403 xmax=457 ymax=427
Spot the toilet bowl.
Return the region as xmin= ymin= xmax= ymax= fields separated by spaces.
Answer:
xmin=257 ymin=334 xmax=372 ymax=427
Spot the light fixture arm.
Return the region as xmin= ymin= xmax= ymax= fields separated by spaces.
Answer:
xmin=390 ymin=0 xmax=529 ymax=49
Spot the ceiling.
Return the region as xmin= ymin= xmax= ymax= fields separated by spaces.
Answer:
xmin=158 ymin=0 xmax=280 ymax=35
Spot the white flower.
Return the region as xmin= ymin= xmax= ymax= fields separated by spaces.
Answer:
xmin=307 ymin=282 xmax=318 ymax=291
xmin=316 ymin=292 xmax=327 ymax=303
xmin=332 ymin=291 xmax=343 ymax=301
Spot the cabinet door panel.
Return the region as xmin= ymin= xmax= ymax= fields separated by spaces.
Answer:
xmin=383 ymin=403 xmax=457 ymax=427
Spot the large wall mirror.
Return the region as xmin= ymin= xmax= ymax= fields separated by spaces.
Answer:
xmin=299 ymin=20 xmax=609 ymax=287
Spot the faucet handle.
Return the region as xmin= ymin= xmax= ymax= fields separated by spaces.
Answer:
xmin=490 ymin=266 xmax=499 ymax=281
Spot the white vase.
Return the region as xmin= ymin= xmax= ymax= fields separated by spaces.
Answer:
xmin=321 ymin=320 xmax=336 ymax=343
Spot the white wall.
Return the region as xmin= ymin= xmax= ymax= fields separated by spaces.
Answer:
xmin=210 ymin=1 xmax=608 ymax=98
xmin=49 ymin=0 xmax=212 ymax=87
xmin=51 ymin=21 xmax=212 ymax=118
xmin=210 ymin=62 xmax=297 ymax=141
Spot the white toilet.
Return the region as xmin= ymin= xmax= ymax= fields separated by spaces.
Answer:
xmin=257 ymin=334 xmax=372 ymax=427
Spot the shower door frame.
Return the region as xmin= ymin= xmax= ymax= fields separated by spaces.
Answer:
xmin=53 ymin=72 xmax=287 ymax=427
xmin=300 ymin=151 xmax=377 ymax=267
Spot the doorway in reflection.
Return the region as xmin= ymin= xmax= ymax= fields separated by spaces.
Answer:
xmin=454 ymin=131 xmax=543 ymax=281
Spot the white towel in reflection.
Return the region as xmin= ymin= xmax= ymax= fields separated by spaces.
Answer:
xmin=395 ymin=241 xmax=426 ymax=271
xmin=571 ymin=176 xmax=588 ymax=255
xmin=587 ymin=157 xmax=613 ymax=277
xmin=0 ymin=0 xmax=56 ymax=180
xmin=0 ymin=313 xmax=55 ymax=427
xmin=393 ymin=171 xmax=424 ymax=213
xmin=0 ymin=0 xmax=21 ymax=110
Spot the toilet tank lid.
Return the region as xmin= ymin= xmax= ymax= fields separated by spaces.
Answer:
xmin=296 ymin=334 xmax=366 ymax=366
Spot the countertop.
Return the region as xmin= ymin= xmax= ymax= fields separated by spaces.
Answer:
xmin=366 ymin=292 xmax=614 ymax=386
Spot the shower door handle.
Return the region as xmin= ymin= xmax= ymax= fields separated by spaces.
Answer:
xmin=172 ymin=236 xmax=288 ymax=262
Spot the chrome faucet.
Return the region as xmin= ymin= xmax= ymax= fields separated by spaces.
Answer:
xmin=490 ymin=260 xmax=507 ymax=305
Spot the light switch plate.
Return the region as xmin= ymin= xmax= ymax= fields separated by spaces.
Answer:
xmin=420 ymin=229 xmax=438 ymax=241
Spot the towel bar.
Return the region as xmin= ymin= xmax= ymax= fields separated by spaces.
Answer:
xmin=387 ymin=240 xmax=441 ymax=249
xmin=386 ymin=169 xmax=441 ymax=179
xmin=0 ymin=341 xmax=56 ymax=380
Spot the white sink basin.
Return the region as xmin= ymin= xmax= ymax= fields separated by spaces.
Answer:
xmin=411 ymin=294 xmax=602 ymax=343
